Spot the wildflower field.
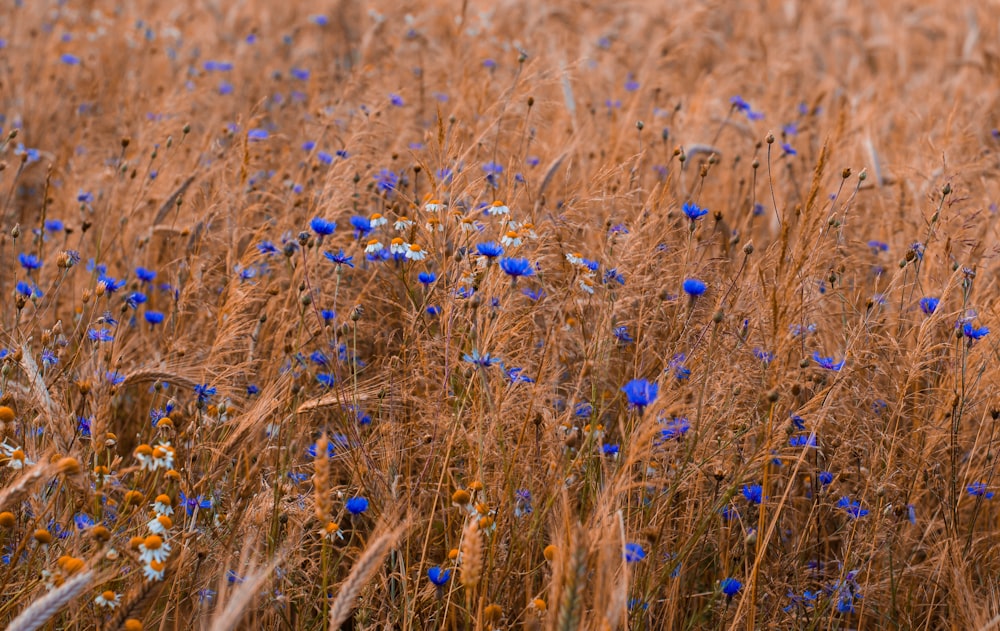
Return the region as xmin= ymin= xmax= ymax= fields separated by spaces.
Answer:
xmin=2 ymin=0 xmax=1000 ymax=629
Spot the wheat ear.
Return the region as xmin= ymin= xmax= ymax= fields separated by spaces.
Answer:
xmin=5 ymin=570 xmax=93 ymax=631
xmin=328 ymin=524 xmax=404 ymax=630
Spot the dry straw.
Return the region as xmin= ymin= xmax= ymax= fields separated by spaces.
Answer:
xmin=5 ymin=570 xmax=94 ymax=631
xmin=328 ymin=522 xmax=406 ymax=630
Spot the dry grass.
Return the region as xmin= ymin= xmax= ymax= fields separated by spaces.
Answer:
xmin=1 ymin=0 xmax=1000 ymax=629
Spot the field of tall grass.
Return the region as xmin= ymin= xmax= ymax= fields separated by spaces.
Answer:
xmin=2 ymin=0 xmax=1000 ymax=629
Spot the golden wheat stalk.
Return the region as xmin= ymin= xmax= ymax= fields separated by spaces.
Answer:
xmin=328 ymin=524 xmax=405 ymax=630
xmin=0 ymin=461 xmax=56 ymax=512
xmin=208 ymin=558 xmax=281 ymax=631
xmin=459 ymin=519 xmax=482 ymax=589
xmin=5 ymin=570 xmax=93 ymax=631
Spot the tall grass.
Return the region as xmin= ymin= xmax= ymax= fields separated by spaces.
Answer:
xmin=1 ymin=0 xmax=1000 ymax=629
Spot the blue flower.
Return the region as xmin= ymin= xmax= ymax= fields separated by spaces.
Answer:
xmin=603 ymin=268 xmax=625 ymax=285
xmin=602 ymin=443 xmax=620 ymax=457
xmin=505 ymin=367 xmax=534 ymax=384
xmin=522 ymin=287 xmax=545 ymax=301
xmin=323 ymin=250 xmax=354 ymax=268
xmin=60 ymin=53 xmax=81 ymax=65
xmin=308 ymin=440 xmax=335 ymax=458
xmin=836 ymin=496 xmax=869 ymax=519
xmin=44 ymin=219 xmax=64 ymax=232
xmin=963 ymin=322 xmax=989 ymax=340
xmin=920 ymin=296 xmax=941 ymax=315
xmin=316 ymin=373 xmax=336 ymax=388
xmin=624 ymin=542 xmax=646 ymax=563
xmin=18 ymin=253 xmax=42 ymax=270
xmin=427 ymin=566 xmax=451 ymax=586
xmin=789 ymin=434 xmax=818 ymax=448
xmin=818 ymin=471 xmax=834 ymax=486
xmin=345 ymin=496 xmax=369 ymax=515
xmin=621 ymin=379 xmax=658 ymax=411
xmin=659 ymin=417 xmax=690 ymax=442
xmin=742 ymin=484 xmax=763 ymax=504
xmin=88 ymin=328 xmax=114 ymax=342
xmin=812 ymin=352 xmax=844 ymax=371
xmin=418 ymin=272 xmax=436 ymax=286
xmin=682 ymin=278 xmax=706 ymax=296
xmin=389 ymin=93 xmax=404 ymax=107
xmin=682 ymin=202 xmax=708 ymax=221
xmin=730 ymin=95 xmax=763 ymax=120
xmin=720 ymin=577 xmax=743 ymax=598
xmin=194 ymin=384 xmax=216 ymax=405
xmin=144 ymin=311 xmax=164 ymax=325
xmin=613 ymin=326 xmax=633 ymax=344
xmin=136 ymin=267 xmax=157 ymax=282
xmin=349 ymin=216 xmax=372 ymax=238
xmin=967 ymin=482 xmax=994 ymax=499
xmin=310 ymin=217 xmax=336 ymax=236
xmin=781 ymin=143 xmax=797 ymax=156
xmin=753 ymin=348 xmax=774 ymax=364
xmin=247 ymin=128 xmax=269 ymax=141
xmin=373 ymin=169 xmax=399 ymax=196
xmin=463 ymin=349 xmax=500 ymax=368
xmin=499 ymin=257 xmax=534 ymax=278
xmin=475 ymin=241 xmax=504 ymax=259
xmin=290 ymin=67 xmax=310 ymax=81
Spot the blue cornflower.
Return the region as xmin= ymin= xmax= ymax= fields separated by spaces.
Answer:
xmin=967 ymin=482 xmax=994 ymax=499
xmin=290 ymin=67 xmax=310 ymax=81
xmin=603 ymin=268 xmax=625 ymax=285
xmin=753 ymin=348 xmax=774 ymax=364
xmin=374 ymin=169 xmax=399 ymax=196
xmin=389 ymin=93 xmax=404 ymax=107
xmin=781 ymin=143 xmax=797 ymax=156
xmin=345 ymin=497 xmax=369 ymax=515
xmin=522 ymin=287 xmax=545 ymax=301
xmin=136 ymin=267 xmax=157 ymax=282
xmin=60 ymin=53 xmax=80 ymax=65
xmin=621 ymin=379 xmax=658 ymax=411
xmin=836 ymin=496 xmax=869 ymax=519
xmin=427 ymin=566 xmax=451 ymax=586
xmin=789 ymin=434 xmax=818 ymax=448
xmin=144 ymin=311 xmax=164 ymax=325
xmin=18 ymin=253 xmax=42 ymax=270
xmin=44 ymin=219 xmax=64 ymax=232
xmin=125 ymin=291 xmax=147 ymax=308
xmin=316 ymin=373 xmax=336 ymax=388
xmin=310 ymin=217 xmax=336 ymax=236
xmin=194 ymin=383 xmax=216 ymax=405
xmin=41 ymin=349 xmax=57 ymax=367
xmin=247 ymin=128 xmax=269 ymax=141
xmin=98 ymin=274 xmax=126 ymax=293
xmin=602 ymin=444 xmax=620 ymax=457
xmin=310 ymin=351 xmax=330 ymax=366
xmin=669 ymin=353 xmax=691 ymax=381
xmin=317 ymin=151 xmax=333 ymax=165
xmin=349 ymin=215 xmax=372 ymax=238
xmin=247 ymin=384 xmax=260 ymax=396
xmin=962 ymin=322 xmax=989 ymax=340
xmin=308 ymin=440 xmax=335 ymax=458
xmin=730 ymin=95 xmax=763 ymax=120
xmin=682 ymin=278 xmax=707 ymax=296
xmin=720 ymin=577 xmax=743 ymax=598
xmin=88 ymin=328 xmax=114 ymax=342
xmin=106 ymin=372 xmax=125 ymax=385
xmin=818 ymin=471 xmax=834 ymax=486
xmin=499 ymin=257 xmax=534 ymax=278
xmin=624 ymin=542 xmax=646 ymax=563
xmin=323 ymin=249 xmax=354 ymax=268
xmin=179 ymin=492 xmax=212 ymax=516
xmin=613 ymin=326 xmax=633 ymax=344
xmin=475 ymin=241 xmax=505 ymax=259
xmin=813 ymin=352 xmax=845 ymax=371
xmin=418 ymin=272 xmax=436 ymax=286
xmin=624 ymin=75 xmax=640 ymax=92
xmin=77 ymin=416 xmax=92 ymax=437
xmin=74 ymin=513 xmax=95 ymax=530
xmin=742 ymin=484 xmax=763 ymax=504
xmin=659 ymin=417 xmax=691 ymax=441
xmin=320 ymin=309 xmax=336 ymax=322
xmin=682 ymin=202 xmax=708 ymax=221
xmin=426 ymin=305 xmax=442 ymax=316
xmin=505 ymin=367 xmax=534 ymax=384
xmin=463 ymin=349 xmax=501 ymax=368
